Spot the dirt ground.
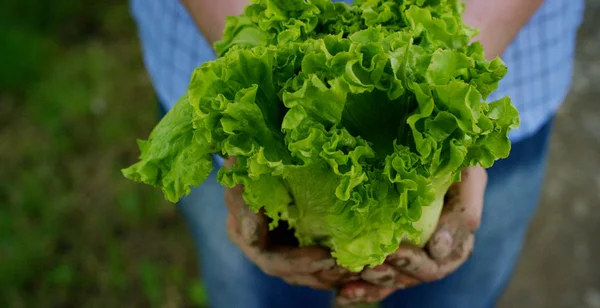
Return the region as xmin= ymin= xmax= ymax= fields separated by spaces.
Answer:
xmin=498 ymin=1 xmax=600 ymax=307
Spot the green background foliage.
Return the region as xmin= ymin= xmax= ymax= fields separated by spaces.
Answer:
xmin=0 ymin=1 xmax=207 ymax=306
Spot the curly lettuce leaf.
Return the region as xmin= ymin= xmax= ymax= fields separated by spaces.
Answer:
xmin=122 ymin=95 xmax=214 ymax=203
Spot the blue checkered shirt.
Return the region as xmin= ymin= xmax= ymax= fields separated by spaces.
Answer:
xmin=131 ymin=0 xmax=584 ymax=143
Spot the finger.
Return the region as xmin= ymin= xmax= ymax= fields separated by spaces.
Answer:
xmin=225 ymin=187 xmax=269 ymax=247
xmin=385 ymin=244 xmax=441 ymax=282
xmin=360 ymin=264 xmax=396 ymax=287
xmin=227 ymin=215 xmax=336 ymax=276
xmin=223 ymin=156 xmax=236 ymax=169
xmin=282 ymin=275 xmax=335 ymax=290
xmin=336 ymin=280 xmax=395 ymax=306
xmin=223 ymin=157 xmax=269 ymax=248
xmin=316 ymin=266 xmax=360 ymax=286
xmin=257 ymin=246 xmax=336 ymax=277
xmin=428 ymin=166 xmax=487 ymax=260
xmin=285 ymin=262 xmax=357 ymax=290
xmin=361 ymin=264 xmax=420 ymax=288
xmin=222 ymin=157 xmax=249 ymax=219
xmin=452 ymin=166 xmax=487 ymax=232
xmin=437 ymin=233 xmax=475 ymax=274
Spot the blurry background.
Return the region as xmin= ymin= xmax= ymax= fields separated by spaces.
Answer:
xmin=0 ymin=0 xmax=598 ymax=307
xmin=0 ymin=1 xmax=203 ymax=307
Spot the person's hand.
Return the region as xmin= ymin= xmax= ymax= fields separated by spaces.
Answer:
xmin=224 ymin=158 xmax=358 ymax=290
xmin=336 ymin=166 xmax=488 ymax=305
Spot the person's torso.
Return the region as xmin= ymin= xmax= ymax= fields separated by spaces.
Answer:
xmin=131 ymin=0 xmax=585 ymax=142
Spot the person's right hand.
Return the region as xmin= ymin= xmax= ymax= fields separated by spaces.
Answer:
xmin=224 ymin=158 xmax=358 ymax=290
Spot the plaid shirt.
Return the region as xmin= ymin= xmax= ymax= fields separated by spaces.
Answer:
xmin=131 ymin=0 xmax=584 ymax=143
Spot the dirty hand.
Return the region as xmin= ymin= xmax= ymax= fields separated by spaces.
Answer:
xmin=224 ymin=158 xmax=358 ymax=290
xmin=336 ymin=166 xmax=488 ymax=305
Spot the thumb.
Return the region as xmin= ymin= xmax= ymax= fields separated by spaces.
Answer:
xmin=226 ymin=204 xmax=269 ymax=249
xmin=428 ymin=167 xmax=487 ymax=260
xmin=223 ymin=157 xmax=269 ymax=248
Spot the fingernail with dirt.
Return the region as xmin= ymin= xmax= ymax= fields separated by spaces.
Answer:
xmin=430 ymin=230 xmax=453 ymax=260
xmin=361 ymin=266 xmax=396 ymax=287
xmin=309 ymin=258 xmax=336 ymax=272
xmin=240 ymin=216 xmax=261 ymax=246
xmin=394 ymin=257 xmax=409 ymax=268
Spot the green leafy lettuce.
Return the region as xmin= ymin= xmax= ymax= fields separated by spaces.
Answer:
xmin=123 ymin=0 xmax=520 ymax=272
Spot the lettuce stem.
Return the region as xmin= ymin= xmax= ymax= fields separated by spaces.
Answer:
xmin=410 ymin=176 xmax=454 ymax=247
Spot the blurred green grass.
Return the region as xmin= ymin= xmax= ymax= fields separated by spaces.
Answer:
xmin=0 ymin=1 xmax=206 ymax=307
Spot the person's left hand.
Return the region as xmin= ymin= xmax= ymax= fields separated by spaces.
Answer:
xmin=224 ymin=157 xmax=359 ymax=290
xmin=336 ymin=166 xmax=488 ymax=306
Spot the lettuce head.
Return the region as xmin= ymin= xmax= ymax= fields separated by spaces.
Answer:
xmin=123 ymin=0 xmax=520 ymax=272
